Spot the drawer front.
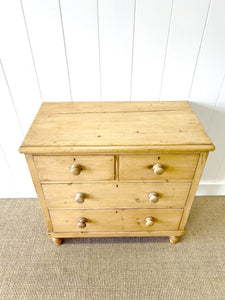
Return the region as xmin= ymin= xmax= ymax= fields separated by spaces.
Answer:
xmin=120 ymin=154 xmax=199 ymax=181
xmin=43 ymin=182 xmax=190 ymax=209
xmin=50 ymin=209 xmax=183 ymax=232
xmin=34 ymin=155 xmax=114 ymax=181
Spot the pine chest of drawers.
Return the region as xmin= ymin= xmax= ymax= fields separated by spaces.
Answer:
xmin=19 ymin=101 xmax=214 ymax=245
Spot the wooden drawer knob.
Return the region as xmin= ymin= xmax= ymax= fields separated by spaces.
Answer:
xmin=71 ymin=164 xmax=82 ymax=175
xmin=75 ymin=192 xmax=86 ymax=203
xmin=148 ymin=192 xmax=159 ymax=203
xmin=145 ymin=216 xmax=154 ymax=226
xmin=78 ymin=217 xmax=88 ymax=228
xmin=152 ymin=163 xmax=164 ymax=175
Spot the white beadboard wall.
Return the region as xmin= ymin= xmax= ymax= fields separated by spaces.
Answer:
xmin=0 ymin=0 xmax=225 ymax=197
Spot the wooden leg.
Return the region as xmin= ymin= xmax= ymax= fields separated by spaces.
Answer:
xmin=51 ymin=238 xmax=63 ymax=246
xmin=169 ymin=236 xmax=180 ymax=244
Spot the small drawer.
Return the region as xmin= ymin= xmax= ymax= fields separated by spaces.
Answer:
xmin=119 ymin=154 xmax=199 ymax=181
xmin=43 ymin=182 xmax=190 ymax=209
xmin=34 ymin=155 xmax=114 ymax=181
xmin=50 ymin=209 xmax=183 ymax=232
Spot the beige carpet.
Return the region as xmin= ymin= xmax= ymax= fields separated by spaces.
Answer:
xmin=0 ymin=197 xmax=224 ymax=299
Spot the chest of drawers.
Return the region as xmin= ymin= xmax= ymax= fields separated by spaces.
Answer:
xmin=19 ymin=101 xmax=214 ymax=245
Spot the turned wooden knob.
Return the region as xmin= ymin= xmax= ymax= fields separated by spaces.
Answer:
xmin=71 ymin=164 xmax=82 ymax=175
xmin=152 ymin=163 xmax=164 ymax=175
xmin=145 ymin=216 xmax=154 ymax=226
xmin=148 ymin=192 xmax=159 ymax=203
xmin=78 ymin=217 xmax=88 ymax=228
xmin=75 ymin=192 xmax=86 ymax=203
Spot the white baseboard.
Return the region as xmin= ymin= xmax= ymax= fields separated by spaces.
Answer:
xmin=196 ymin=182 xmax=225 ymax=196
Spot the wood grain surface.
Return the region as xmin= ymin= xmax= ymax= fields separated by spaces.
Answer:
xmin=19 ymin=101 xmax=214 ymax=153
xmin=120 ymin=154 xmax=198 ymax=180
xmin=42 ymin=182 xmax=191 ymax=209
xmin=50 ymin=208 xmax=183 ymax=232
xmin=34 ymin=155 xmax=114 ymax=181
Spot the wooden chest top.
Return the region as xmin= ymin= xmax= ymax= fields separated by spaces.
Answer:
xmin=19 ymin=101 xmax=214 ymax=154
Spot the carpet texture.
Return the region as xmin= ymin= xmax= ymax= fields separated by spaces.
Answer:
xmin=0 ymin=197 xmax=224 ymax=299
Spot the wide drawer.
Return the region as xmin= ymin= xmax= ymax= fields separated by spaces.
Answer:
xmin=119 ymin=154 xmax=199 ymax=181
xmin=50 ymin=209 xmax=183 ymax=232
xmin=43 ymin=182 xmax=190 ymax=209
xmin=34 ymin=155 xmax=114 ymax=181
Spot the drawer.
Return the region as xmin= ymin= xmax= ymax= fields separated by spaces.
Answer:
xmin=34 ymin=155 xmax=114 ymax=181
xmin=43 ymin=182 xmax=190 ymax=209
xmin=119 ymin=154 xmax=199 ymax=181
xmin=50 ymin=209 xmax=183 ymax=232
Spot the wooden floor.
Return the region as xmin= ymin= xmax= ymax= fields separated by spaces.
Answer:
xmin=0 ymin=196 xmax=224 ymax=299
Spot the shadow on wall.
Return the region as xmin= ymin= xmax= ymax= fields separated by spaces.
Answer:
xmin=190 ymin=101 xmax=225 ymax=182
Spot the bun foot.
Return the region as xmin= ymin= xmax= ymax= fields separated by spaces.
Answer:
xmin=169 ymin=236 xmax=180 ymax=244
xmin=51 ymin=238 xmax=63 ymax=245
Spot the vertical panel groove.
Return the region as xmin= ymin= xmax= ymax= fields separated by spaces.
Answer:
xmin=130 ymin=0 xmax=136 ymax=102
xmin=158 ymin=0 xmax=174 ymax=100
xmin=0 ymin=0 xmax=224 ymax=196
xmin=188 ymin=0 xmax=212 ymax=101
xmin=207 ymin=74 xmax=225 ymax=132
xmin=0 ymin=59 xmax=24 ymax=137
xmin=216 ymin=151 xmax=225 ymax=182
xmin=20 ymin=0 xmax=43 ymax=102
xmin=0 ymin=144 xmax=15 ymax=186
xmin=97 ymin=0 xmax=102 ymax=101
xmin=58 ymin=0 xmax=73 ymax=102
xmin=99 ymin=0 xmax=134 ymax=101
